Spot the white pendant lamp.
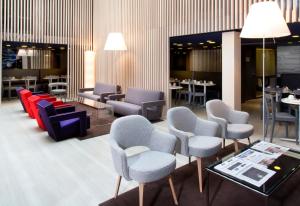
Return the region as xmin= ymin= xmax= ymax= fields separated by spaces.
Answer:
xmin=240 ymin=1 xmax=291 ymax=141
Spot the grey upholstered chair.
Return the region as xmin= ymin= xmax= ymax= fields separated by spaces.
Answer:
xmin=264 ymin=93 xmax=297 ymax=142
xmin=109 ymin=115 xmax=178 ymax=206
xmin=206 ymin=99 xmax=254 ymax=152
xmin=167 ymin=107 xmax=222 ymax=192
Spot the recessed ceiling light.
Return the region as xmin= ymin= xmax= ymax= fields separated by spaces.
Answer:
xmin=199 ymin=42 xmax=204 ymax=45
xmin=292 ymin=35 xmax=299 ymax=38
xmin=177 ymin=44 xmax=183 ymax=47
xmin=48 ymin=46 xmax=52 ymax=49
xmin=187 ymin=47 xmax=193 ymax=50
xmin=207 ymin=41 xmax=216 ymax=44
xmin=21 ymin=45 xmax=28 ymax=48
xmin=60 ymin=47 xmax=65 ymax=50
xmin=187 ymin=43 xmax=192 ymax=45
xmin=173 ymin=43 xmax=177 ymax=46
xmin=203 ymin=46 xmax=208 ymax=49
xmin=178 ymin=47 xmax=183 ymax=50
xmin=6 ymin=44 xmax=11 ymax=47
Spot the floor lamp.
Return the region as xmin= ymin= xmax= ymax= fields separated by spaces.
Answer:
xmin=240 ymin=1 xmax=290 ymax=141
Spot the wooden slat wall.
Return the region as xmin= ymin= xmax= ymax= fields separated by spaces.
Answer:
xmin=93 ymin=0 xmax=300 ymax=107
xmin=0 ymin=0 xmax=93 ymax=102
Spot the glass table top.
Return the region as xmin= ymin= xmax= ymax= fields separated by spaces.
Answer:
xmin=206 ymin=141 xmax=300 ymax=196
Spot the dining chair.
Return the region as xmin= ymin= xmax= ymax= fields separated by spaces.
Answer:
xmin=110 ymin=115 xmax=178 ymax=206
xmin=25 ymin=76 xmax=37 ymax=92
xmin=264 ymin=93 xmax=298 ymax=142
xmin=167 ymin=106 xmax=222 ymax=192
xmin=49 ymin=82 xmax=68 ymax=101
xmin=206 ymin=99 xmax=254 ymax=152
xmin=191 ymin=81 xmax=205 ymax=106
xmin=177 ymin=81 xmax=192 ymax=104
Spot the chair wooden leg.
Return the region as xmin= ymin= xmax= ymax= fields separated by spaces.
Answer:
xmin=247 ymin=137 xmax=251 ymax=145
xmin=114 ymin=176 xmax=122 ymax=198
xmin=234 ymin=140 xmax=239 ymax=153
xmin=196 ymin=157 xmax=203 ymax=193
xmin=222 ymin=138 xmax=225 ymax=148
xmin=139 ymin=183 xmax=144 ymax=206
xmin=168 ymin=177 xmax=178 ymax=205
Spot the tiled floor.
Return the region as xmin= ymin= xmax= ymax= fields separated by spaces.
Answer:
xmin=0 ymin=99 xmax=299 ymax=206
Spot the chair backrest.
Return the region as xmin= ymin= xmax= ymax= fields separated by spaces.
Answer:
xmin=264 ymin=93 xmax=276 ymax=120
xmin=206 ymin=99 xmax=230 ymax=120
xmin=49 ymin=82 xmax=68 ymax=88
xmin=93 ymin=82 xmax=121 ymax=96
xmin=125 ymin=88 xmax=164 ymax=106
xmin=167 ymin=107 xmax=197 ymax=133
xmin=110 ymin=115 xmax=154 ymax=149
xmin=37 ymin=100 xmax=57 ymax=138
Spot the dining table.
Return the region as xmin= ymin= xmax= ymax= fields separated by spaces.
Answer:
xmin=180 ymin=81 xmax=216 ymax=105
xmin=281 ymin=97 xmax=300 ymax=145
xmin=2 ymin=78 xmax=26 ymax=98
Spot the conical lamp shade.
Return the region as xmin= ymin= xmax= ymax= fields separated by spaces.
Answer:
xmin=240 ymin=1 xmax=290 ymax=38
xmin=104 ymin=32 xmax=127 ymax=51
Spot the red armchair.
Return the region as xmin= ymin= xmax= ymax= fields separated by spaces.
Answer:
xmin=28 ymin=95 xmax=73 ymax=130
xmin=20 ymin=89 xmax=49 ymax=116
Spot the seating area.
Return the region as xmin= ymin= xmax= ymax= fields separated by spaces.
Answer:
xmin=1 ymin=1 xmax=300 ymax=206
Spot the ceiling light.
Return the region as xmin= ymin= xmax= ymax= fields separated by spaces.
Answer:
xmin=187 ymin=47 xmax=193 ymax=50
xmin=178 ymin=47 xmax=183 ymax=50
xmin=6 ymin=44 xmax=11 ymax=47
xmin=48 ymin=46 xmax=52 ymax=49
xmin=173 ymin=43 xmax=177 ymax=46
xmin=203 ymin=46 xmax=208 ymax=49
xmin=199 ymin=42 xmax=204 ymax=45
xmin=187 ymin=43 xmax=192 ymax=45
xmin=60 ymin=47 xmax=65 ymax=50
xmin=21 ymin=45 xmax=28 ymax=48
xmin=176 ymin=43 xmax=183 ymax=47
xmin=207 ymin=41 xmax=216 ymax=44
xmin=292 ymin=35 xmax=300 ymax=38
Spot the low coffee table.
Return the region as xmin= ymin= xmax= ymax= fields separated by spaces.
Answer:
xmin=67 ymin=97 xmax=114 ymax=120
xmin=206 ymin=141 xmax=300 ymax=206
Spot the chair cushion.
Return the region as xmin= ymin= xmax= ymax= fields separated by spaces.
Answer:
xmin=188 ymin=136 xmax=222 ymax=158
xmin=59 ymin=118 xmax=80 ymax=128
xmin=276 ymin=112 xmax=297 ymax=122
xmin=51 ymin=89 xmax=67 ymax=95
xmin=227 ymin=124 xmax=254 ymax=139
xmin=107 ymin=100 xmax=142 ymax=115
xmin=78 ymin=92 xmax=101 ymax=101
xmin=128 ymin=150 xmax=176 ymax=183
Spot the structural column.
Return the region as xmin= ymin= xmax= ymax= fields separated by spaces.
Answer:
xmin=222 ymin=31 xmax=241 ymax=110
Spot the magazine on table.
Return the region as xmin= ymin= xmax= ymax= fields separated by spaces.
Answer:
xmin=235 ymin=149 xmax=276 ymax=167
xmin=214 ymin=157 xmax=276 ymax=187
xmin=251 ymin=141 xmax=289 ymax=158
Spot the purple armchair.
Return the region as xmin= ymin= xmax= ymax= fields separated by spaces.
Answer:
xmin=37 ymin=100 xmax=90 ymax=141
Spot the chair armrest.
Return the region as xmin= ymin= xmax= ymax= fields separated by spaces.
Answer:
xmin=109 ymin=139 xmax=130 ymax=180
xmin=55 ymin=106 xmax=76 ymax=114
xmin=100 ymin=92 xmax=117 ymax=101
xmin=207 ymin=115 xmax=227 ymax=138
xmin=168 ymin=125 xmax=194 ymax=156
xmin=195 ymin=118 xmax=219 ymax=137
xmin=107 ymin=94 xmax=126 ymax=101
xmin=49 ymin=111 xmax=87 ymax=122
xmin=149 ymin=130 xmax=177 ymax=153
xmin=79 ymin=88 xmax=94 ymax=92
xmin=141 ymin=100 xmax=165 ymax=117
xmin=228 ymin=110 xmax=249 ymax=124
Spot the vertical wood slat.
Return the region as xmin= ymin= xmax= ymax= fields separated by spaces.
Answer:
xmin=93 ymin=0 xmax=300 ymax=108
xmin=0 ymin=0 xmax=93 ymax=102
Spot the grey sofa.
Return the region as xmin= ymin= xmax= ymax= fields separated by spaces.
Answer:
xmin=78 ymin=82 xmax=121 ymax=102
xmin=107 ymin=88 xmax=165 ymax=121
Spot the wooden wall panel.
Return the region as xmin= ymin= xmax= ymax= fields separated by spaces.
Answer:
xmin=93 ymin=0 xmax=300 ymax=108
xmin=0 ymin=0 xmax=93 ymax=102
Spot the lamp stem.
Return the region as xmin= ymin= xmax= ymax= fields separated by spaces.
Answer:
xmin=262 ymin=37 xmax=265 ymax=141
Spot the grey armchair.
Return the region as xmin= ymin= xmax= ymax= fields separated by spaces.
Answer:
xmin=107 ymin=88 xmax=165 ymax=121
xmin=206 ymin=99 xmax=254 ymax=152
xmin=167 ymin=106 xmax=222 ymax=192
xmin=109 ymin=115 xmax=178 ymax=206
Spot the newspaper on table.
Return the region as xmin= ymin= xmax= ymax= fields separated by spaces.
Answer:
xmin=214 ymin=157 xmax=276 ymax=187
xmin=214 ymin=141 xmax=289 ymax=187
xmin=251 ymin=141 xmax=289 ymax=158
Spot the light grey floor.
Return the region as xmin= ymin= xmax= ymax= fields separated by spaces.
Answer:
xmin=0 ymin=99 xmax=299 ymax=206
